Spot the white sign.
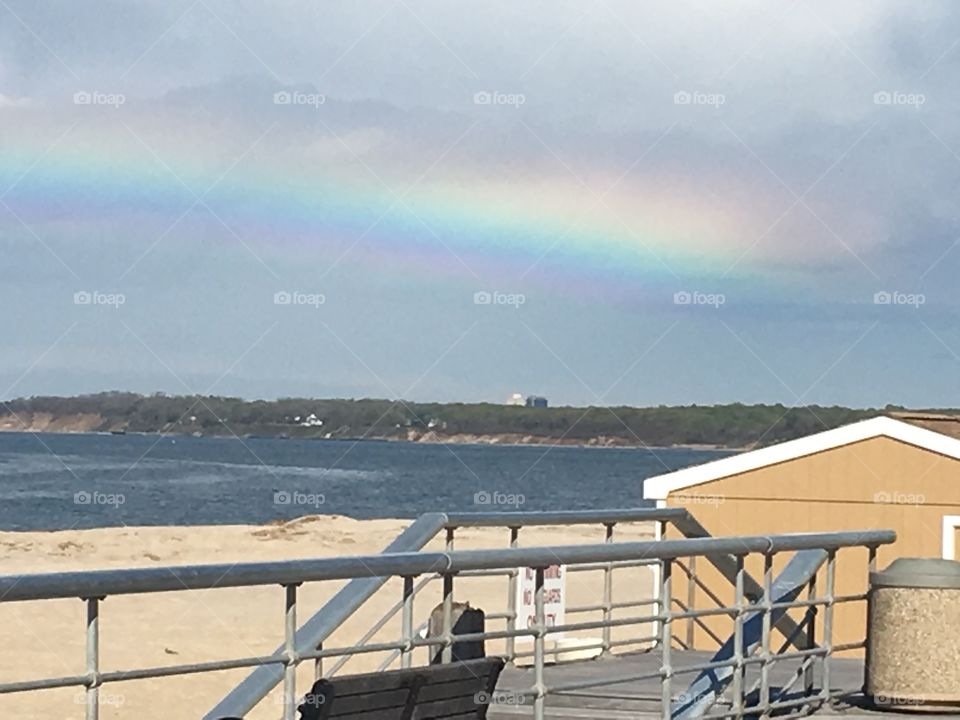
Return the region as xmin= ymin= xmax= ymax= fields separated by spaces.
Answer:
xmin=515 ymin=565 xmax=566 ymax=638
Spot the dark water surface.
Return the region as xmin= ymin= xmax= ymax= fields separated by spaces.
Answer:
xmin=0 ymin=432 xmax=733 ymax=530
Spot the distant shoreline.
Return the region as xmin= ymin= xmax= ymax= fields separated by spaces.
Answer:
xmin=1 ymin=394 xmax=886 ymax=450
xmin=0 ymin=426 xmax=743 ymax=452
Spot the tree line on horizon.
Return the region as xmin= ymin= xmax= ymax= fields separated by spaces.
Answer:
xmin=0 ymin=392 xmax=940 ymax=448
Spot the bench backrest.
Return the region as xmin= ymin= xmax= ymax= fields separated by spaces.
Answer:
xmin=298 ymin=657 xmax=506 ymax=720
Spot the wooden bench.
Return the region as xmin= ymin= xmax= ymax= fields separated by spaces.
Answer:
xmin=298 ymin=657 xmax=506 ymax=720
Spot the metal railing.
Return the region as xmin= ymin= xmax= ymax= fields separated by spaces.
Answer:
xmin=212 ymin=507 xmax=686 ymax=715
xmin=0 ymin=508 xmax=894 ymax=720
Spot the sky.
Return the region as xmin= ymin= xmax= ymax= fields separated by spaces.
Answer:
xmin=1 ymin=0 xmax=960 ymax=408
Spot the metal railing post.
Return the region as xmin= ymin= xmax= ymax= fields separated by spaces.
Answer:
xmin=533 ymin=567 xmax=546 ymax=720
xmin=506 ymin=526 xmax=519 ymax=663
xmin=441 ymin=572 xmax=454 ymax=664
xmin=686 ymin=555 xmax=697 ymax=650
xmin=760 ymin=552 xmax=773 ymax=719
xmin=654 ymin=519 xmax=669 ymax=650
xmin=313 ymin=642 xmax=322 ymax=681
xmin=824 ymin=550 xmax=836 ymax=701
xmin=401 ymin=576 xmax=414 ymax=669
xmin=731 ymin=555 xmax=745 ymax=718
xmin=283 ymin=584 xmax=298 ymax=720
xmin=805 ymin=568 xmax=818 ymax=697
xmin=85 ymin=597 xmax=100 ymax=720
xmin=602 ymin=523 xmax=614 ymax=656
xmin=660 ymin=559 xmax=672 ymax=720
xmin=441 ymin=523 xmax=457 ymax=665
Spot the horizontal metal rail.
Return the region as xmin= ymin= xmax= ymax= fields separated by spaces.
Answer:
xmin=0 ymin=530 xmax=893 ymax=602
xmin=444 ymin=508 xmax=688 ymax=527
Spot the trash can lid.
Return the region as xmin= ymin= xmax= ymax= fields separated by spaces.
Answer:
xmin=871 ymin=557 xmax=960 ymax=589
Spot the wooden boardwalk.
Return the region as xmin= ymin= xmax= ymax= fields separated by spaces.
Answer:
xmin=488 ymin=650 xmax=960 ymax=719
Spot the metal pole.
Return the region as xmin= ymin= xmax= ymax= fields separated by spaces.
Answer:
xmin=506 ymin=527 xmax=520 ymax=663
xmin=824 ymin=550 xmax=836 ymax=701
xmin=805 ymin=568 xmax=817 ymax=697
xmin=442 ymin=526 xmax=457 ymax=664
xmin=686 ymin=555 xmax=697 ymax=650
xmin=731 ymin=555 xmax=745 ymax=718
xmin=313 ymin=642 xmax=322 ymax=682
xmin=534 ymin=567 xmax=546 ymax=720
xmin=283 ymin=584 xmax=298 ymax=720
xmin=602 ymin=523 xmax=614 ymax=657
xmin=441 ymin=572 xmax=454 ymax=664
xmin=85 ymin=597 xmax=100 ymax=720
xmin=760 ymin=553 xmax=773 ymax=719
xmin=401 ymin=576 xmax=414 ymax=669
xmin=660 ymin=559 xmax=672 ymax=720
xmin=654 ymin=519 xmax=669 ymax=649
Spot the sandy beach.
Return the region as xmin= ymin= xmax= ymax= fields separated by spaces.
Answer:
xmin=0 ymin=515 xmax=656 ymax=719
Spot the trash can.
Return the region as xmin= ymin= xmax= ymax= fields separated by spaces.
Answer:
xmin=867 ymin=557 xmax=960 ymax=710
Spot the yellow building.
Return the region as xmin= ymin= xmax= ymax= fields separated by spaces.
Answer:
xmin=643 ymin=416 xmax=960 ymax=651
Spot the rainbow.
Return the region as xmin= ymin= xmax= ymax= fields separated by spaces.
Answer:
xmin=0 ymin=120 xmax=767 ymax=290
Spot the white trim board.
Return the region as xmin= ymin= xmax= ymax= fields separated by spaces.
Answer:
xmin=943 ymin=515 xmax=960 ymax=560
xmin=643 ymin=416 xmax=960 ymax=500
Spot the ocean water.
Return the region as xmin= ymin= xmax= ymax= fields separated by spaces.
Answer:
xmin=0 ymin=432 xmax=733 ymax=530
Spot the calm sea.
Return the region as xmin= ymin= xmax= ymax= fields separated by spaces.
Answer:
xmin=0 ymin=432 xmax=733 ymax=530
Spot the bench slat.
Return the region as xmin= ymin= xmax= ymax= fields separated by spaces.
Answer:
xmin=298 ymin=658 xmax=504 ymax=720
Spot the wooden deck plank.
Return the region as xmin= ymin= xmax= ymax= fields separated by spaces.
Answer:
xmin=487 ymin=650 xmax=960 ymax=720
